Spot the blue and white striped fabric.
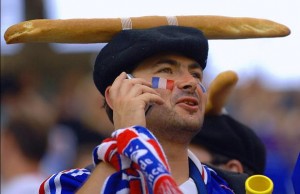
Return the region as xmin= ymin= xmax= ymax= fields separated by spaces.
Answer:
xmin=39 ymin=168 xmax=90 ymax=194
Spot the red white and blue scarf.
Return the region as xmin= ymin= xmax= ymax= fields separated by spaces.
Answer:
xmin=39 ymin=126 xmax=234 ymax=194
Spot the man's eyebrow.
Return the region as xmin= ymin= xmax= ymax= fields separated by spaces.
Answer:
xmin=155 ymin=58 xmax=179 ymax=66
xmin=188 ymin=62 xmax=202 ymax=70
xmin=154 ymin=58 xmax=202 ymax=69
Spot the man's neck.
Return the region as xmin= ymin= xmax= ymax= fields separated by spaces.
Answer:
xmin=159 ymin=139 xmax=190 ymax=185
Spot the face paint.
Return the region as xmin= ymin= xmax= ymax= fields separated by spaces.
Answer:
xmin=151 ymin=76 xmax=206 ymax=93
xmin=198 ymin=82 xmax=206 ymax=93
xmin=152 ymin=77 xmax=174 ymax=90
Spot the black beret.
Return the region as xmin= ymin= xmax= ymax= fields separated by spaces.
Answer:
xmin=93 ymin=25 xmax=208 ymax=95
xmin=191 ymin=114 xmax=266 ymax=174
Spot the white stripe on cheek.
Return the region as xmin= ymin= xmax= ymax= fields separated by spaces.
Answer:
xmin=159 ymin=78 xmax=167 ymax=89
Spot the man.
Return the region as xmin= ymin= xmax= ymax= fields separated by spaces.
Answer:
xmin=190 ymin=114 xmax=266 ymax=176
xmin=39 ymin=26 xmax=236 ymax=193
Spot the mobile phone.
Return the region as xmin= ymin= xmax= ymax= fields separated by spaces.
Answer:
xmin=126 ymin=73 xmax=152 ymax=115
xmin=126 ymin=74 xmax=134 ymax=79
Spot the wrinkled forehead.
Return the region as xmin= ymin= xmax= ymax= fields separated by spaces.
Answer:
xmin=133 ymin=52 xmax=203 ymax=72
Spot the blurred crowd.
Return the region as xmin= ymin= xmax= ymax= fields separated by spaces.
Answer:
xmin=228 ymin=78 xmax=300 ymax=193
xmin=1 ymin=64 xmax=299 ymax=193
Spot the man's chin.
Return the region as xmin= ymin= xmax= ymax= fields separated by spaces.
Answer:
xmin=183 ymin=114 xmax=203 ymax=125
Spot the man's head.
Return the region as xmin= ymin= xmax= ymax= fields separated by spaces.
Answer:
xmin=190 ymin=114 xmax=266 ymax=175
xmin=93 ymin=25 xmax=208 ymax=96
xmin=93 ymin=26 xmax=209 ymax=141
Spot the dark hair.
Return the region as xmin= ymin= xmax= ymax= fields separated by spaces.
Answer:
xmin=1 ymin=73 xmax=22 ymax=97
xmin=4 ymin=116 xmax=50 ymax=161
xmin=103 ymin=100 xmax=114 ymax=124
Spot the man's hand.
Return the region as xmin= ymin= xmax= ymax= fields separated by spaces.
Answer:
xmin=105 ymin=72 xmax=164 ymax=129
xmin=93 ymin=137 xmax=132 ymax=171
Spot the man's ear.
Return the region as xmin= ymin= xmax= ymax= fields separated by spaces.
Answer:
xmin=224 ymin=159 xmax=244 ymax=173
xmin=104 ymin=86 xmax=114 ymax=110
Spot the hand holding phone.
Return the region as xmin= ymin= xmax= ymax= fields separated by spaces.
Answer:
xmin=126 ymin=74 xmax=153 ymax=115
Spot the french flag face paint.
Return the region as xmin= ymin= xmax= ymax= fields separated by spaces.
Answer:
xmin=152 ymin=77 xmax=174 ymax=90
xmin=151 ymin=76 xmax=206 ymax=93
xmin=199 ymin=82 xmax=207 ymax=93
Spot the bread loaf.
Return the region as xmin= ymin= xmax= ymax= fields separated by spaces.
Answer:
xmin=4 ymin=15 xmax=290 ymax=44
xmin=205 ymin=70 xmax=239 ymax=115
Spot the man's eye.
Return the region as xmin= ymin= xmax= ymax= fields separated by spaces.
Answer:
xmin=191 ymin=72 xmax=201 ymax=80
xmin=158 ymin=68 xmax=173 ymax=74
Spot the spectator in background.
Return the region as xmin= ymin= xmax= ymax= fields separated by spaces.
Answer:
xmin=1 ymin=114 xmax=51 ymax=194
xmin=190 ymin=113 xmax=267 ymax=176
xmin=189 ymin=113 xmax=266 ymax=192
xmin=1 ymin=73 xmax=57 ymax=194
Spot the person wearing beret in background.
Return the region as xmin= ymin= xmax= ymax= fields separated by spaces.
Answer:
xmin=190 ymin=113 xmax=266 ymax=193
xmin=190 ymin=114 xmax=266 ymax=176
xmin=39 ymin=26 xmax=239 ymax=194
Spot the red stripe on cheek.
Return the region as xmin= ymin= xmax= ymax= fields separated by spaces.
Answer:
xmin=166 ymin=80 xmax=174 ymax=90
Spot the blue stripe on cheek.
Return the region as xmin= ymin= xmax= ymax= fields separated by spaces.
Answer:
xmin=152 ymin=77 xmax=159 ymax=88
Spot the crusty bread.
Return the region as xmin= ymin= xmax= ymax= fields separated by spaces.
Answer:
xmin=205 ymin=70 xmax=238 ymax=115
xmin=4 ymin=15 xmax=290 ymax=44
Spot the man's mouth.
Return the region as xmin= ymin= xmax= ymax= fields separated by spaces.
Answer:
xmin=177 ymin=97 xmax=199 ymax=105
xmin=176 ymin=97 xmax=200 ymax=112
xmin=180 ymin=100 xmax=198 ymax=106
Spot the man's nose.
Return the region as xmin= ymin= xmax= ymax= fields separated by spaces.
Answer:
xmin=177 ymin=75 xmax=198 ymax=92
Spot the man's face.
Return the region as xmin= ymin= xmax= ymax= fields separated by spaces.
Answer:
xmin=132 ymin=53 xmax=207 ymax=142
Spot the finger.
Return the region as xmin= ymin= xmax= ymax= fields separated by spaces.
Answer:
xmin=125 ymin=77 xmax=152 ymax=87
xmin=109 ymin=72 xmax=127 ymax=99
xmin=111 ymin=75 xmax=153 ymax=98
xmin=137 ymin=93 xmax=165 ymax=106
xmin=125 ymin=84 xmax=161 ymax=97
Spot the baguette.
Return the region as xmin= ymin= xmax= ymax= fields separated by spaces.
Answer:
xmin=4 ymin=15 xmax=290 ymax=44
xmin=205 ymin=70 xmax=238 ymax=115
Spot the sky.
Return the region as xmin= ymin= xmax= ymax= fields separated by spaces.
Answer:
xmin=2 ymin=0 xmax=300 ymax=90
